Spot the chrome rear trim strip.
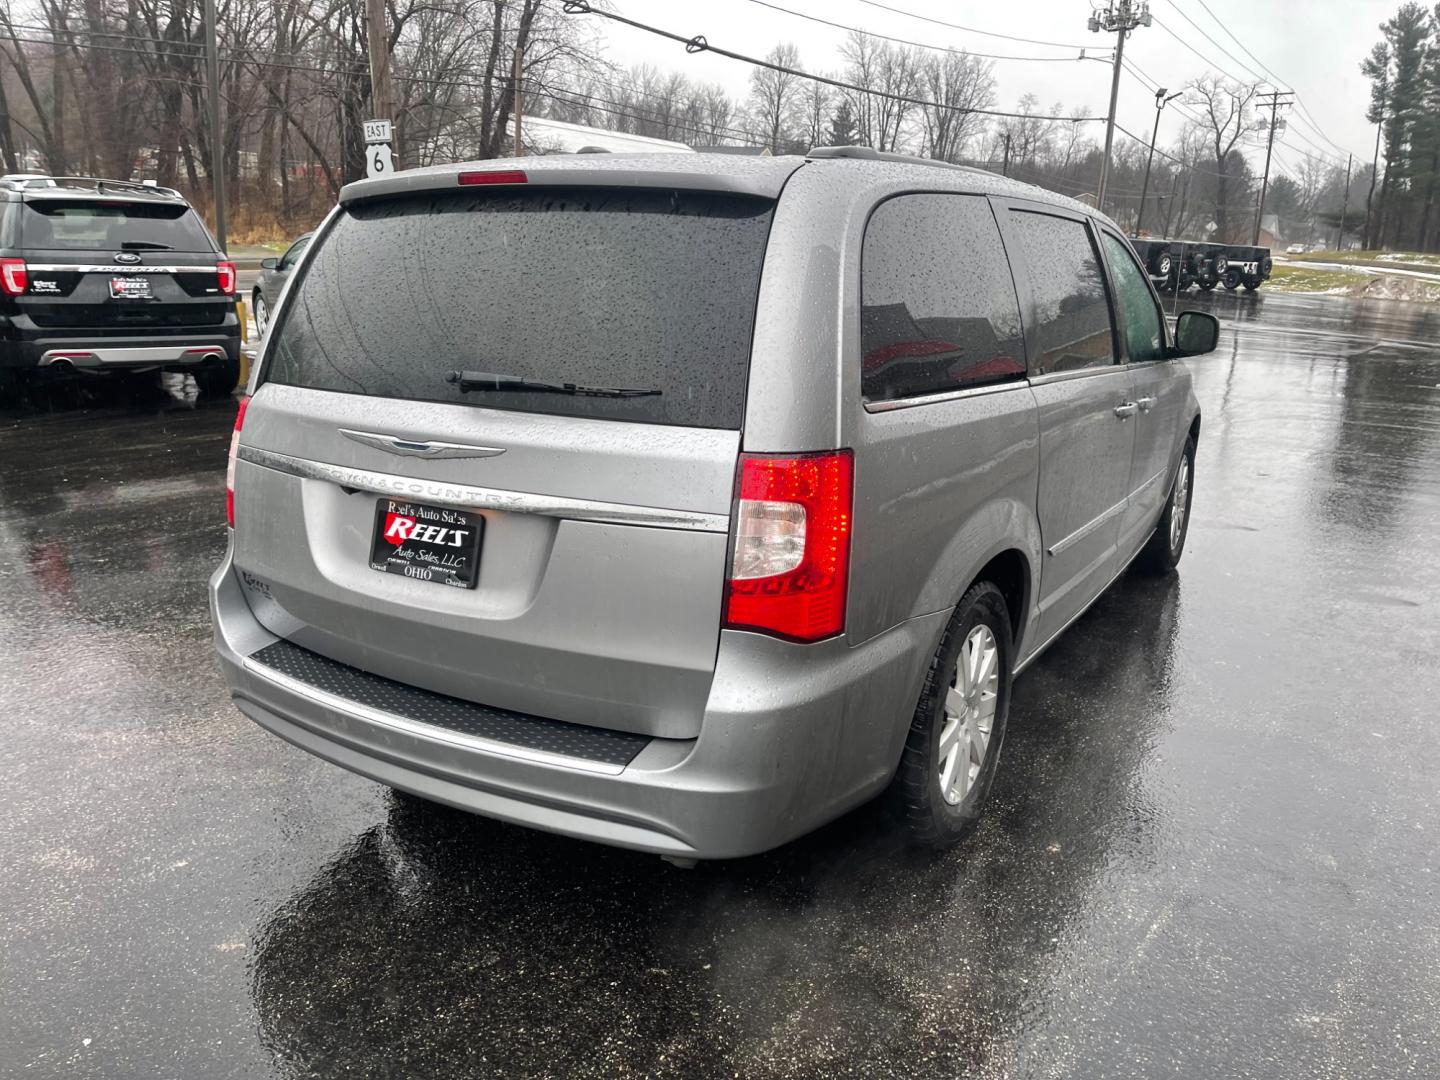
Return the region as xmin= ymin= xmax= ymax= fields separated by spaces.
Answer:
xmin=236 ymin=445 xmax=730 ymax=533
xmin=26 ymin=264 xmax=218 ymax=274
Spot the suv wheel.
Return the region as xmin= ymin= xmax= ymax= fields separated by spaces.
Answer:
xmin=1154 ymin=253 xmax=1173 ymax=278
xmin=1138 ymin=437 xmax=1195 ymax=575
xmin=1222 ymin=268 xmax=1242 ymax=291
xmin=196 ymin=356 xmax=241 ymax=398
xmin=892 ymin=581 xmax=1013 ymax=848
xmin=252 ymin=291 xmax=269 ymax=337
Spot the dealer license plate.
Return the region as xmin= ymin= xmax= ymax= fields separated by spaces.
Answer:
xmin=369 ymin=499 xmax=484 ymax=589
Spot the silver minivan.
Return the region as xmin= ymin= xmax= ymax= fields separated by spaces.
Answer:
xmin=210 ymin=149 xmax=1218 ymax=860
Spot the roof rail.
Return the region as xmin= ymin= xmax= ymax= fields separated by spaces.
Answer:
xmin=0 ymin=175 xmax=185 ymax=199
xmin=805 ymin=145 xmax=990 ymax=177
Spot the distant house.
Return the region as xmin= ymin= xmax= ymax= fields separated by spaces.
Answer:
xmin=505 ymin=116 xmax=694 ymax=155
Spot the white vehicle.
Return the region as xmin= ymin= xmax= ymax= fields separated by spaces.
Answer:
xmin=1286 ymin=243 xmax=1306 ymax=254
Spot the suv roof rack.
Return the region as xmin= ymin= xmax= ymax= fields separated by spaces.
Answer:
xmin=0 ymin=175 xmax=185 ymax=199
xmin=804 ymin=145 xmax=990 ymax=177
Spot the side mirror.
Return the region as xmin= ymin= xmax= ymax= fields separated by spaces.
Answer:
xmin=260 ymin=257 xmax=278 ymax=270
xmin=1173 ymin=311 xmax=1219 ymax=357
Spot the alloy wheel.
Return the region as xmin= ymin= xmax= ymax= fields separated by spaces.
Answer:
xmin=254 ymin=294 xmax=269 ymax=337
xmin=1170 ymin=455 xmax=1191 ymax=552
xmin=938 ymin=624 xmax=1000 ymax=805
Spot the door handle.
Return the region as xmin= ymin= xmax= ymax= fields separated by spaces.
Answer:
xmin=1113 ymin=402 xmax=1138 ymax=419
xmin=1136 ymin=396 xmax=1156 ymax=412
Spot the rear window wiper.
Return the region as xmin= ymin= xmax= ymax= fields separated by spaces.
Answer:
xmin=447 ymin=370 xmax=661 ymax=398
xmin=119 ymin=241 xmax=172 ymax=250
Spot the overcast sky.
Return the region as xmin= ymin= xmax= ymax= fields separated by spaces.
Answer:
xmin=586 ymin=0 xmax=1397 ymax=180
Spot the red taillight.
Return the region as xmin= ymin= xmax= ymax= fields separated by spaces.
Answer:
xmin=216 ymin=260 xmax=237 ymax=296
xmin=226 ymin=395 xmax=250 ymax=528
xmin=0 ymin=258 xmax=28 ymax=296
xmin=724 ymin=450 xmax=854 ymax=643
xmin=458 ymin=170 xmax=528 ymax=186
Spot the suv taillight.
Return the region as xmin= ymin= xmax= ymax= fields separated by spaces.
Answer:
xmin=226 ymin=395 xmax=250 ymax=528
xmin=216 ymin=260 xmax=237 ymax=296
xmin=724 ymin=450 xmax=854 ymax=643
xmin=0 ymin=258 xmax=27 ymax=296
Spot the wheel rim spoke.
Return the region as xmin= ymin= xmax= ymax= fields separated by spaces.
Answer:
xmin=938 ymin=624 xmax=1001 ymax=806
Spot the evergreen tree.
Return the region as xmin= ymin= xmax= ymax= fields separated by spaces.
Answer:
xmin=1371 ymin=4 xmax=1431 ymax=247
xmin=828 ymin=98 xmax=859 ymax=146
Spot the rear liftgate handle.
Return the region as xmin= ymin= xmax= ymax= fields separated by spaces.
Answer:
xmin=1113 ymin=401 xmax=1139 ymax=420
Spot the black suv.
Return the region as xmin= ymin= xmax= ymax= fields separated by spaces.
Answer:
xmin=0 ymin=176 xmax=241 ymax=397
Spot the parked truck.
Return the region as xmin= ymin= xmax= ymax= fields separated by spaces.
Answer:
xmin=1130 ymin=238 xmax=1272 ymax=294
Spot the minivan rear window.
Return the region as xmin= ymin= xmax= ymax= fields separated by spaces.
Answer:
xmin=265 ymin=188 xmax=776 ymax=429
xmin=20 ymin=199 xmax=214 ymax=251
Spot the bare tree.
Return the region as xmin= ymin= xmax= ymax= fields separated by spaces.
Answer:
xmin=1185 ymin=75 xmax=1262 ymax=240
xmin=746 ymin=42 xmax=804 ymax=153
xmin=917 ymin=50 xmax=993 ymax=162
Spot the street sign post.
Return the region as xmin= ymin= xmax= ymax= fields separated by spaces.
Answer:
xmin=363 ymin=119 xmax=395 ymax=179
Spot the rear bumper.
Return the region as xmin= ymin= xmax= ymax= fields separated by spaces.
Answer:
xmin=210 ymin=546 xmax=942 ymax=859
xmin=37 ymin=342 xmax=235 ymax=369
xmin=0 ymin=316 xmax=240 ymax=370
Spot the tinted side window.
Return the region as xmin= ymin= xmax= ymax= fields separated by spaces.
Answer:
xmin=1006 ymin=211 xmax=1115 ymax=375
xmin=1101 ymin=233 xmax=1165 ymax=363
xmin=280 ymin=236 xmax=309 ymax=270
xmin=861 ymin=194 xmax=1025 ymax=402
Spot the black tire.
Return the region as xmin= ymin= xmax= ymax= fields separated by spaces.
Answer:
xmin=1213 ymin=254 xmax=1229 ymax=275
xmin=1222 ymin=268 xmax=1241 ymax=291
xmin=1199 ymin=280 xmax=1218 ymax=291
xmin=1242 ymin=277 xmax=1260 ymax=291
xmin=892 ymin=581 xmax=1014 ymax=849
xmin=1137 ymin=436 xmax=1196 ymax=575
xmin=196 ymin=355 xmax=241 ymax=398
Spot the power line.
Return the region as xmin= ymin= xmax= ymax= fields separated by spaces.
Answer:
xmin=1192 ymin=0 xmax=1284 ymax=85
xmin=848 ymin=0 xmax=1092 ymax=50
xmin=739 ymin=0 xmax=1111 ymax=63
xmin=560 ymin=1 xmax=1108 ymax=122
xmin=1160 ymin=0 xmax=1271 ymax=88
xmin=1171 ymin=0 xmax=1364 ymax=162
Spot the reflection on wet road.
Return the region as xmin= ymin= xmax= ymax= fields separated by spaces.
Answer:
xmin=2 ymin=291 xmax=1438 ymax=1078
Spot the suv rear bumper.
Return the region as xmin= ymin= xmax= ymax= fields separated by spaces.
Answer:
xmin=37 ymin=342 xmax=235 ymax=368
xmin=210 ymin=548 xmax=942 ymax=859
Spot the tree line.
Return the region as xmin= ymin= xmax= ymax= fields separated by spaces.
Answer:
xmin=1362 ymin=2 xmax=1440 ymax=252
xmin=0 ymin=0 xmax=1364 ymax=249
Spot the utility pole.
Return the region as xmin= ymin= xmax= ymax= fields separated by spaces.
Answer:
xmin=202 ymin=0 xmax=225 ymax=252
xmin=1336 ymin=153 xmax=1352 ymax=251
xmin=1135 ymin=87 xmax=1181 ymax=237
xmin=513 ymin=44 xmax=524 ymax=157
xmin=1363 ymin=123 xmax=1381 ymax=249
xmin=1088 ymin=0 xmax=1152 ymax=213
xmin=1252 ymin=90 xmax=1293 ymax=247
xmin=366 ymin=0 xmax=396 ymax=166
xmin=1001 ymin=133 xmax=1011 ymax=177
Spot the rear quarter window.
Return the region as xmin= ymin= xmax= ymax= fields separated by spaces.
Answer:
xmin=860 ymin=193 xmax=1026 ymax=403
xmin=264 ymin=188 xmax=775 ymax=430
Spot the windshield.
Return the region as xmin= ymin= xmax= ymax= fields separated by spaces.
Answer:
xmin=264 ymin=187 xmax=775 ymax=429
xmin=20 ymin=199 xmax=214 ymax=251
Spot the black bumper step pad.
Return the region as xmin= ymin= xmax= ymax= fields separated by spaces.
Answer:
xmin=249 ymin=639 xmax=651 ymax=768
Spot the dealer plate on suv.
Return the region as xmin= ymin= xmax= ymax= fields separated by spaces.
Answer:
xmin=369 ymin=499 xmax=483 ymax=589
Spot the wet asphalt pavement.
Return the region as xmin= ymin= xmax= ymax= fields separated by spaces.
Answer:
xmin=2 ymin=290 xmax=1438 ymax=1079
